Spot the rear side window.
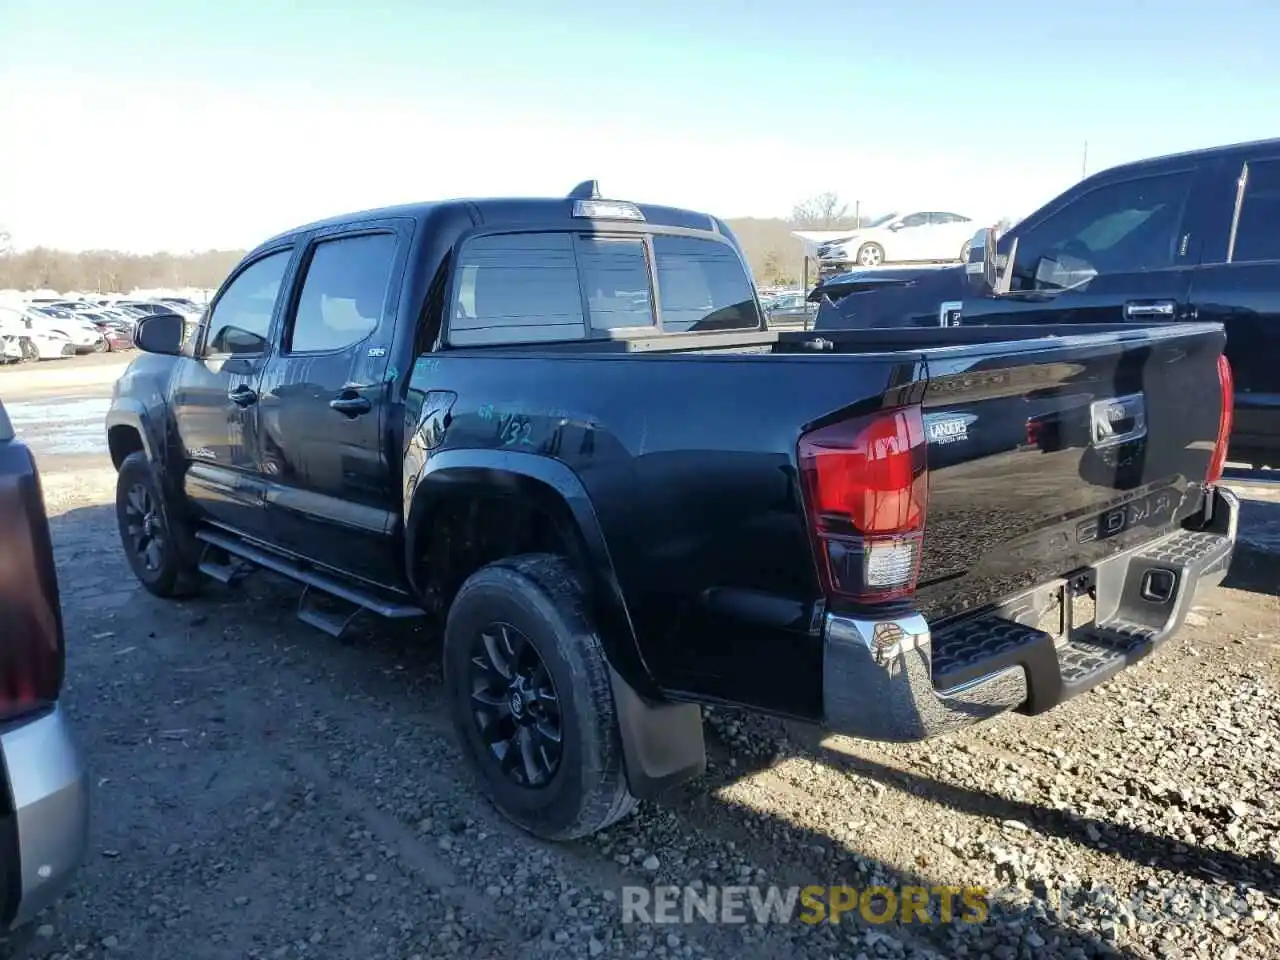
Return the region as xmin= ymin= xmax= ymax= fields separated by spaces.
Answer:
xmin=653 ymin=236 xmax=759 ymax=333
xmin=1231 ymin=159 xmax=1280 ymax=263
xmin=450 ymin=233 xmax=585 ymax=346
xmin=288 ymin=233 xmax=397 ymax=353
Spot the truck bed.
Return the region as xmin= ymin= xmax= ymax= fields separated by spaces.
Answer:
xmin=419 ymin=321 xmax=1230 ymax=716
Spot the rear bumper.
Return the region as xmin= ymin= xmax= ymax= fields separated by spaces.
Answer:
xmin=822 ymin=486 xmax=1239 ymax=742
xmin=0 ymin=706 xmax=89 ymax=929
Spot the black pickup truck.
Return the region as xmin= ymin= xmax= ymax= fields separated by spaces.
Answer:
xmin=810 ymin=137 xmax=1280 ymax=470
xmin=106 ymin=182 xmax=1239 ymax=840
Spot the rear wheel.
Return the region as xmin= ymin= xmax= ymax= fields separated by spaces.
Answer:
xmin=92 ymin=338 xmax=108 ymax=353
xmin=444 ymin=554 xmax=637 ymax=840
xmin=856 ymin=242 xmax=885 ymax=267
xmin=115 ymin=452 xmax=202 ymax=598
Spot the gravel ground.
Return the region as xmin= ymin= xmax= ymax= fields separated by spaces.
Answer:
xmin=1 ymin=460 xmax=1277 ymax=960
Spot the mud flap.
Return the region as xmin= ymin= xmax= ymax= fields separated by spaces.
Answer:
xmin=608 ymin=668 xmax=706 ymax=800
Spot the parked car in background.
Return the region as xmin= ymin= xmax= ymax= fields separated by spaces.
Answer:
xmin=26 ymin=308 xmax=107 ymax=353
xmin=817 ymin=211 xmax=977 ymax=267
xmin=0 ymin=309 xmax=76 ymax=362
xmin=78 ymin=313 xmax=135 ymax=351
xmin=0 ymin=399 xmax=90 ymax=928
xmin=764 ymin=291 xmax=815 ymax=328
xmin=108 ymin=182 xmax=1237 ymax=842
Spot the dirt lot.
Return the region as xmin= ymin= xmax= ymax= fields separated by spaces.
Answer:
xmin=2 ymin=367 xmax=1278 ymax=960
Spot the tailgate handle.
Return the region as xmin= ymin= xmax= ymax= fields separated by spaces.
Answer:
xmin=1123 ymin=300 xmax=1176 ymax=319
xmin=1090 ymin=393 xmax=1148 ymax=449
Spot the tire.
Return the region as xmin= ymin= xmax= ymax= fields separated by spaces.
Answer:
xmin=92 ymin=338 xmax=108 ymax=353
xmin=960 ymin=241 xmax=971 ymax=262
xmin=444 ymin=554 xmax=637 ymax=840
xmin=856 ymin=242 xmax=885 ymax=267
xmin=115 ymin=452 xmax=202 ymax=599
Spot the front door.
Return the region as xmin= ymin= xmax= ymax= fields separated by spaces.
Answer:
xmin=256 ymin=221 xmax=410 ymax=588
xmin=172 ymin=245 xmax=296 ymax=539
xmin=959 ymin=166 xmax=1200 ymax=327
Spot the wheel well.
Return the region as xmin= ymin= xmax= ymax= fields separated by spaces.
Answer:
xmin=412 ymin=484 xmax=585 ymax=620
xmin=108 ymin=425 xmax=145 ymax=469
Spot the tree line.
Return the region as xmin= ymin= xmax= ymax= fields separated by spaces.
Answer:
xmin=0 ymin=242 xmax=245 ymax=294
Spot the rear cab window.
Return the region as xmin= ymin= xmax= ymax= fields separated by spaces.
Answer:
xmin=447 ymin=229 xmax=760 ymax=346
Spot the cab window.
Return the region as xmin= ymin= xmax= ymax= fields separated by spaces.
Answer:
xmin=205 ymin=249 xmax=292 ymax=355
xmin=1008 ymin=171 xmax=1192 ymax=291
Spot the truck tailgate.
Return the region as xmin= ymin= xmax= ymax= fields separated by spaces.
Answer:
xmin=913 ymin=323 xmax=1228 ymax=624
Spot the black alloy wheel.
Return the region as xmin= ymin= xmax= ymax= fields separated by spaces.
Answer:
xmin=468 ymin=621 xmax=563 ymax=788
xmin=114 ymin=451 xmax=202 ymax=598
xmin=123 ymin=481 xmax=166 ymax=573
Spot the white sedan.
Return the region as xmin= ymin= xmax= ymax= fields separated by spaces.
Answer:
xmin=25 ymin=309 xmax=106 ymax=353
xmin=0 ymin=310 xmax=75 ymax=360
xmin=817 ymin=211 xmax=978 ymax=267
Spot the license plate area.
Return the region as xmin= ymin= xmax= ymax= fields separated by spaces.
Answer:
xmin=1034 ymin=574 xmax=1097 ymax=648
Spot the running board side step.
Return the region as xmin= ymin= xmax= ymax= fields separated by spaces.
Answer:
xmin=193 ymin=529 xmax=426 ymax=620
xmin=198 ymin=542 xmax=255 ymax=585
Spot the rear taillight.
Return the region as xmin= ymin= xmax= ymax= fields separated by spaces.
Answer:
xmin=0 ymin=451 xmax=65 ymax=723
xmin=798 ymin=405 xmax=928 ymax=603
xmin=1207 ymin=354 xmax=1234 ymax=486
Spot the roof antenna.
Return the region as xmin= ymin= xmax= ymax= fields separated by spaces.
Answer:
xmin=568 ymin=180 xmax=601 ymax=200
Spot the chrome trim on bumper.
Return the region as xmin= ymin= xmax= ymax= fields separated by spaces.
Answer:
xmin=1 ymin=706 xmax=89 ymax=929
xmin=822 ymin=612 xmax=1028 ymax=742
xmin=822 ymin=486 xmax=1240 ymax=743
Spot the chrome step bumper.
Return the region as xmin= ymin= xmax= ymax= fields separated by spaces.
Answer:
xmin=822 ymin=487 xmax=1238 ymax=742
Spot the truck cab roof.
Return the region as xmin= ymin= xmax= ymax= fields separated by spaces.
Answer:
xmin=259 ymin=191 xmax=736 ymax=254
xmin=1099 ymin=136 xmax=1280 ymax=180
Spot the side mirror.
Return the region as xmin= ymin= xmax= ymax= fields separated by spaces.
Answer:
xmin=965 ymin=227 xmax=999 ymax=296
xmin=135 ymin=312 xmax=187 ymax=355
xmin=887 ymin=221 xmax=904 ymax=232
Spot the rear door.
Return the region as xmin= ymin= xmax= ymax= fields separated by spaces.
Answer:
xmin=256 ymin=219 xmax=411 ymax=586
xmin=958 ymin=166 xmax=1201 ymax=328
xmin=173 ymin=245 xmax=297 ymax=539
xmin=1183 ymin=150 xmax=1280 ymax=464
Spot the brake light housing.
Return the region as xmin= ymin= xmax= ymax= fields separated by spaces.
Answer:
xmin=0 ymin=446 xmax=65 ymax=724
xmin=1206 ymin=354 xmax=1234 ymax=486
xmin=798 ymin=405 xmax=928 ymax=603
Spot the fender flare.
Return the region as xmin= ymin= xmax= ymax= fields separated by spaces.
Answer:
xmin=404 ymin=449 xmax=706 ymax=799
xmin=105 ymin=400 xmax=162 ymax=467
xmin=405 ymin=448 xmax=652 ymax=690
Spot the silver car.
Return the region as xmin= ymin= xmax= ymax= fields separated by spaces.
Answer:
xmin=0 ymin=401 xmax=89 ymax=929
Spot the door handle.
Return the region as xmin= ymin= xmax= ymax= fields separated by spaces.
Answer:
xmin=1123 ymin=300 xmax=1177 ymax=320
xmin=228 ymin=385 xmax=258 ymax=407
xmin=330 ymin=393 xmax=372 ymax=417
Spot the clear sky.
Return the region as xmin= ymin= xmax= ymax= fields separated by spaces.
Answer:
xmin=2 ymin=0 xmax=1278 ymax=252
